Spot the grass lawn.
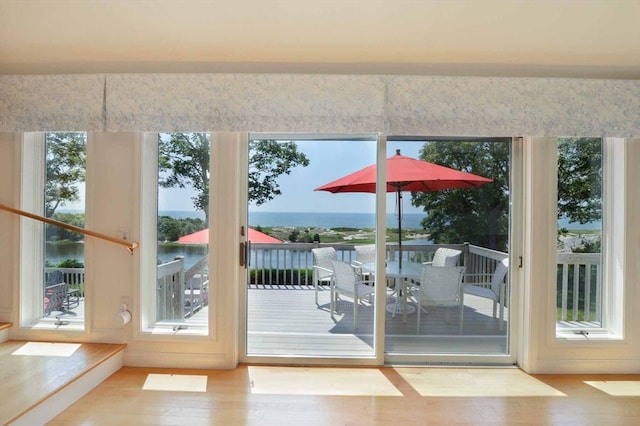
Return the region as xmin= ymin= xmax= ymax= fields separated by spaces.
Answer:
xmin=258 ymin=226 xmax=428 ymax=244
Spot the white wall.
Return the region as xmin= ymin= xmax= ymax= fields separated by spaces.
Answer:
xmin=85 ymin=132 xmax=138 ymax=339
xmin=0 ymin=133 xmax=18 ymax=321
xmin=520 ymin=137 xmax=640 ymax=373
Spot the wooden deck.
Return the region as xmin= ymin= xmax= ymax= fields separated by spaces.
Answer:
xmin=58 ymin=283 xmax=507 ymax=358
xmin=244 ymin=285 xmax=508 ymax=357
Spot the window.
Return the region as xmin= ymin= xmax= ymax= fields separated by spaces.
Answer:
xmin=140 ymin=133 xmax=210 ymax=334
xmin=21 ymin=132 xmax=87 ymax=329
xmin=556 ymin=137 xmax=625 ymax=336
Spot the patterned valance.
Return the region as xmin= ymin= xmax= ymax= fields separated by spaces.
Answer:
xmin=0 ymin=75 xmax=105 ymax=132
xmin=1 ymin=74 xmax=638 ymax=136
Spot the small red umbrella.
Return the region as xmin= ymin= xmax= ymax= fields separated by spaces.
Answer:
xmin=315 ymin=149 xmax=492 ymax=262
xmin=177 ymin=227 xmax=282 ymax=244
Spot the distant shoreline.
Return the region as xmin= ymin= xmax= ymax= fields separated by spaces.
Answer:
xmin=59 ymin=209 xmax=601 ymax=232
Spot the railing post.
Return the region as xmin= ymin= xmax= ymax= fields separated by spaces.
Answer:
xmin=463 ymin=242 xmax=470 ymax=275
xmin=174 ymin=256 xmax=185 ymax=320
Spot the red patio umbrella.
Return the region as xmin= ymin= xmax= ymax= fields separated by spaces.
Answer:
xmin=177 ymin=227 xmax=282 ymax=244
xmin=315 ymin=149 xmax=492 ymax=262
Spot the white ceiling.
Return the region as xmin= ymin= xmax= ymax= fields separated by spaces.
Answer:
xmin=1 ymin=0 xmax=639 ymax=79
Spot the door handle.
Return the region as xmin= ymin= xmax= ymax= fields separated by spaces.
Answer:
xmin=240 ymin=242 xmax=247 ymax=267
xmin=239 ymin=241 xmax=251 ymax=268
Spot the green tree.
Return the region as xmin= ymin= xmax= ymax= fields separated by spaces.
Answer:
xmin=411 ymin=138 xmax=602 ymax=253
xmin=557 ymin=138 xmax=602 ymax=224
xmin=412 ymin=141 xmax=510 ymax=251
xmin=157 ymin=216 xmax=183 ymax=242
xmin=45 ymin=133 xmax=86 ymax=217
xmin=159 ymin=135 xmax=309 ymax=227
xmin=557 ymin=138 xmax=602 ymax=254
xmin=288 ymin=229 xmax=300 ymax=242
xmin=46 ymin=213 xmax=85 ymax=242
xmin=181 ymin=217 xmax=206 ymax=235
xmin=155 ymin=216 xmax=207 ymax=242
xmin=159 ymin=133 xmax=211 ymax=225
xmin=248 ymin=139 xmax=310 ymax=206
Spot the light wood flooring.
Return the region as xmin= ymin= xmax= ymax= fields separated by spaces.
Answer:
xmin=48 ymin=365 xmax=640 ymax=426
xmin=0 ymin=340 xmax=125 ymax=425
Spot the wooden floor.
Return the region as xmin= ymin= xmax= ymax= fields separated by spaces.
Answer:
xmin=245 ymin=285 xmax=508 ymax=357
xmin=47 ymin=365 xmax=640 ymax=426
xmin=0 ymin=340 xmax=125 ymax=425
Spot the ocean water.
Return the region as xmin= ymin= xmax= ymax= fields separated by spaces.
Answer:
xmin=65 ymin=209 xmax=601 ymax=231
xmin=161 ymin=210 xmax=427 ymax=229
xmin=162 ymin=211 xmax=601 ymax=231
xmin=557 ymin=216 xmax=601 ymax=231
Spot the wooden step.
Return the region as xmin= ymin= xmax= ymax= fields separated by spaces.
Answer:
xmin=0 ymin=341 xmax=126 ymax=425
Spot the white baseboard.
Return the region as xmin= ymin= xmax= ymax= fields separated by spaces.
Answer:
xmin=125 ymin=351 xmax=234 ymax=369
xmin=533 ymin=358 xmax=640 ymax=374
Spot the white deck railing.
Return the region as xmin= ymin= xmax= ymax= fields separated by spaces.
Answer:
xmin=156 ymin=257 xmax=185 ymax=321
xmin=50 ymin=244 xmax=601 ymax=324
xmin=247 ymin=242 xmax=506 ymax=285
xmin=155 ymin=256 xmax=210 ymax=321
xmin=44 ymin=268 xmax=85 ymax=294
xmin=557 ymin=252 xmax=601 ymax=322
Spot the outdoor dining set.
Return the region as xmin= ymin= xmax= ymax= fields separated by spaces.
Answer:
xmin=312 ymin=245 xmax=509 ymax=334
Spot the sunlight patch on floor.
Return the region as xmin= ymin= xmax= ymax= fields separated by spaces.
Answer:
xmin=142 ymin=374 xmax=208 ymax=392
xmin=584 ymin=381 xmax=640 ymax=396
xmin=248 ymin=366 xmax=403 ymax=396
xmin=395 ymin=368 xmax=566 ymax=397
xmin=11 ymin=342 xmax=81 ymax=357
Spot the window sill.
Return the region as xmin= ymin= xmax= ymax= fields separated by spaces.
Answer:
xmin=142 ymin=323 xmax=208 ymax=337
xmin=555 ymin=329 xmax=622 ymax=342
xmin=31 ymin=320 xmax=85 ymax=332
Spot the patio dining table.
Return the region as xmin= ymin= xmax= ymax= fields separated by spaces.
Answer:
xmin=361 ymin=261 xmax=423 ymax=322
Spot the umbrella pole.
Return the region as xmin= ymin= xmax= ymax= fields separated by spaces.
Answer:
xmin=397 ymin=187 xmax=402 ymax=266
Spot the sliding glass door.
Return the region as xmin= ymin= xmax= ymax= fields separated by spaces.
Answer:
xmin=384 ymin=138 xmax=514 ymax=362
xmin=240 ymin=134 xmax=517 ymax=365
xmin=244 ymin=134 xmax=380 ymax=359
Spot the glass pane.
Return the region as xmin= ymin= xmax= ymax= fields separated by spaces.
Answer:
xmin=556 ymin=138 xmax=603 ymax=330
xmin=246 ymin=137 xmax=378 ymax=357
xmin=43 ymin=132 xmax=86 ymax=322
xmin=156 ymin=133 xmax=210 ymax=328
xmin=384 ymin=139 xmax=511 ymax=356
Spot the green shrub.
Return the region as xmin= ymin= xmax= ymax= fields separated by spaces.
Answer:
xmin=249 ymin=268 xmax=313 ymax=285
xmin=57 ymin=258 xmax=84 ymax=268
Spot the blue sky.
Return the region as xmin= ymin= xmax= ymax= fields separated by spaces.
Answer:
xmin=63 ymin=140 xmax=427 ymax=214
xmin=154 ymin=139 xmax=427 ymax=214
xmin=249 ymin=140 xmax=426 ymax=214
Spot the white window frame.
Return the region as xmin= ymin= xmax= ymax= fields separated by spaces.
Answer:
xmin=137 ymin=132 xmax=210 ymax=337
xmin=555 ymin=137 xmax=626 ymax=340
xmin=18 ymin=132 xmax=86 ymax=332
